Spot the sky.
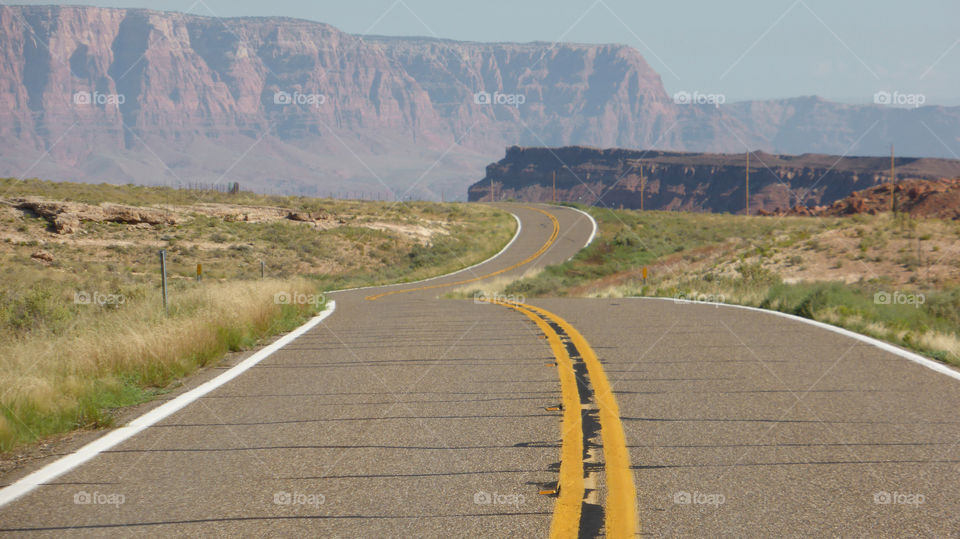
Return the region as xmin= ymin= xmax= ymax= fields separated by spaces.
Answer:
xmin=16 ymin=0 xmax=960 ymax=105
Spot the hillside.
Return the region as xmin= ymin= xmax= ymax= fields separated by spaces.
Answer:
xmin=2 ymin=5 xmax=960 ymax=199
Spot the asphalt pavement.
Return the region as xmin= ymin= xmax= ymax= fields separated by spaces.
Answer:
xmin=1 ymin=203 xmax=958 ymax=537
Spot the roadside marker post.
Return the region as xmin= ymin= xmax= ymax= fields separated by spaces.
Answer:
xmin=642 ymin=266 xmax=648 ymax=284
xmin=196 ymin=263 xmax=202 ymax=282
xmin=260 ymin=260 xmax=265 ymax=279
xmin=159 ymin=250 xmax=169 ymax=316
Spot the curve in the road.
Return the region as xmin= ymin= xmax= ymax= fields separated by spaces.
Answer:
xmin=0 ymin=204 xmax=604 ymax=537
xmin=364 ymin=206 xmax=559 ymax=300
xmin=331 ymin=212 xmax=523 ymax=295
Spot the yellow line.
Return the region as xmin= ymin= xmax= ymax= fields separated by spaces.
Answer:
xmin=523 ymin=303 xmax=639 ymax=538
xmin=489 ymin=299 xmax=583 ymax=539
xmin=365 ymin=206 xmax=559 ymax=300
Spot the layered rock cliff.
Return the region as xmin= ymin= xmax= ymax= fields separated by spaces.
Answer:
xmin=2 ymin=5 xmax=960 ymax=199
xmin=469 ymin=146 xmax=960 ymax=214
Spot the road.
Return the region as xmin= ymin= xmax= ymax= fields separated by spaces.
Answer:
xmin=0 ymin=203 xmax=958 ymax=537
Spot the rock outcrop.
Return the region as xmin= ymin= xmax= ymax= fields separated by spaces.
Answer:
xmin=769 ymin=178 xmax=960 ymax=219
xmin=469 ymin=146 xmax=960 ymax=214
xmin=13 ymin=197 xmax=182 ymax=233
xmin=2 ymin=5 xmax=960 ymax=199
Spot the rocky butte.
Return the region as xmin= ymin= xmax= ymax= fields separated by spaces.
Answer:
xmin=468 ymin=146 xmax=960 ymax=214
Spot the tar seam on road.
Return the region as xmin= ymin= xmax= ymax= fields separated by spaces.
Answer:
xmin=486 ymin=299 xmax=639 ymax=538
xmin=0 ymin=302 xmax=339 ymax=508
xmin=364 ymin=206 xmax=559 ymax=300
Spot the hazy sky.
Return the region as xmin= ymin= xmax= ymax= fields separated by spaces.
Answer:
xmin=16 ymin=0 xmax=960 ymax=105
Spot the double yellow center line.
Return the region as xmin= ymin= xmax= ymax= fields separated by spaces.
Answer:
xmin=365 ymin=206 xmax=559 ymax=300
xmin=366 ymin=205 xmax=637 ymax=534
xmin=488 ymin=299 xmax=639 ymax=538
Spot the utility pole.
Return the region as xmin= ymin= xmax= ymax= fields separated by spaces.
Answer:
xmin=890 ymin=144 xmax=896 ymax=215
xmin=745 ymin=152 xmax=750 ymax=215
xmin=639 ymin=162 xmax=645 ymax=211
xmin=552 ymin=170 xmax=556 ymax=203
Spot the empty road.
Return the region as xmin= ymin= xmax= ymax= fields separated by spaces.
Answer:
xmin=1 ymin=204 xmax=958 ymax=537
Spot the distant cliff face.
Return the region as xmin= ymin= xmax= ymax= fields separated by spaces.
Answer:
xmin=366 ymin=36 xmax=683 ymax=151
xmin=469 ymin=146 xmax=960 ymax=214
xmin=2 ymin=5 xmax=960 ymax=199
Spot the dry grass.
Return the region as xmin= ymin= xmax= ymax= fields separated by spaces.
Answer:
xmin=0 ymin=180 xmax=517 ymax=452
xmin=444 ymin=268 xmax=544 ymax=301
xmin=498 ymin=205 xmax=960 ymax=366
xmin=0 ymin=279 xmax=321 ymax=450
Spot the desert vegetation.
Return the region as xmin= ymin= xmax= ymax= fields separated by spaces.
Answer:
xmin=483 ymin=205 xmax=960 ymax=366
xmin=0 ymin=178 xmax=515 ymax=451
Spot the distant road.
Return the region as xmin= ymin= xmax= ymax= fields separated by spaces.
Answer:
xmin=1 ymin=204 xmax=958 ymax=536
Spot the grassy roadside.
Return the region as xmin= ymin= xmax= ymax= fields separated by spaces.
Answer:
xmin=0 ymin=180 xmax=516 ymax=452
xmin=0 ymin=279 xmax=323 ymax=451
xmin=483 ymin=204 xmax=960 ymax=367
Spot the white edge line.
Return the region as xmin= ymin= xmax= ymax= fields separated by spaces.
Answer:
xmin=0 ymin=301 xmax=338 ymax=508
xmin=637 ymin=296 xmax=960 ymax=383
xmin=0 ymin=204 xmax=570 ymax=506
xmin=0 ymin=206 xmax=524 ymax=506
xmin=330 ymin=212 xmax=522 ymax=294
xmin=565 ymin=206 xmax=597 ymax=249
xmin=560 ymin=205 xmax=598 ymax=262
